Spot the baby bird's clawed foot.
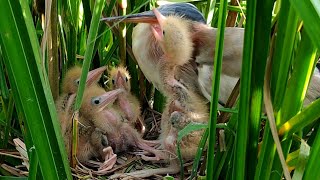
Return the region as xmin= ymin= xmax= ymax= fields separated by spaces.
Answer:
xmin=98 ymin=147 xmax=117 ymax=172
xmin=136 ymin=148 xmax=164 ymax=161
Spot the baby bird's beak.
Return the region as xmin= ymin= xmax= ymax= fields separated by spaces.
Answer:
xmin=91 ymin=88 xmax=124 ymax=112
xmin=86 ymin=66 xmax=107 ymax=87
xmin=150 ymin=8 xmax=166 ymax=41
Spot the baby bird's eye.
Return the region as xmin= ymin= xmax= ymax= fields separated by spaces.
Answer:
xmin=75 ymin=79 xmax=80 ymax=85
xmin=112 ymin=79 xmax=115 ymax=84
xmin=125 ymin=76 xmax=128 ymax=82
xmin=162 ymin=30 xmax=165 ymax=36
xmin=91 ymin=97 xmax=101 ymax=105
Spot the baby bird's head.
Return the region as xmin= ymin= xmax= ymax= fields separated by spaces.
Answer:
xmin=62 ymin=66 xmax=82 ymax=94
xmin=62 ymin=66 xmax=107 ymax=94
xmin=80 ymin=86 xmax=123 ymax=118
xmin=151 ymin=8 xmax=193 ymax=66
xmin=108 ymin=66 xmax=131 ymax=91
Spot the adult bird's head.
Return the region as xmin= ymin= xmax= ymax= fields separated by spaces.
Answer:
xmin=62 ymin=66 xmax=107 ymax=94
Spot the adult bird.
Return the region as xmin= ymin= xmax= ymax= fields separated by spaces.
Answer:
xmin=102 ymin=3 xmax=244 ymax=104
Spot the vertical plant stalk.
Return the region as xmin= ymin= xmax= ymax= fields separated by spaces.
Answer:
xmin=205 ymin=0 xmax=216 ymax=25
xmin=1 ymin=94 xmax=14 ymax=150
xmin=206 ymin=0 xmax=227 ymax=179
xmin=271 ymin=1 xmax=299 ymax=113
xmin=71 ymin=112 xmax=79 ymax=167
xmin=303 ymin=120 xmax=320 ymax=179
xmin=271 ymin=30 xmax=318 ymax=180
xmin=226 ymin=0 xmax=241 ymax=27
xmin=0 ymin=0 xmax=72 ymax=178
xmin=48 ymin=0 xmax=59 ymax=100
xmin=290 ymin=0 xmax=320 ymax=50
xmin=71 ymin=0 xmax=105 ymax=167
xmin=118 ymin=0 xmax=127 ymax=65
xmin=264 ymin=57 xmax=291 ymax=180
xmin=246 ymin=0 xmax=274 ymax=178
xmin=233 ymin=0 xmax=256 ymax=178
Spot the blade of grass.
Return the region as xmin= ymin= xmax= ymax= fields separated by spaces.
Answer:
xmin=233 ymin=0 xmax=256 ymax=178
xmin=279 ymin=30 xmax=317 ymax=129
xmin=28 ymin=146 xmax=38 ymax=180
xmin=258 ymin=1 xmax=298 ymax=179
xmin=279 ymin=98 xmax=320 ymax=136
xmin=0 ymin=0 xmax=72 ymax=179
xmin=118 ymin=0 xmax=127 ymax=65
xmin=254 ymin=123 xmax=276 ymax=180
xmin=264 ymin=56 xmax=291 ymax=180
xmin=71 ymin=0 xmax=105 ymax=167
xmin=74 ymin=0 xmax=105 ymax=111
xmin=271 ymin=30 xmax=317 ymax=180
xmin=246 ymin=0 xmax=274 ymax=178
xmin=206 ymin=0 xmax=227 ymax=179
xmin=0 ymin=53 xmax=9 ymax=99
xmin=292 ymin=139 xmax=309 ymax=180
xmin=205 ymin=0 xmax=216 ymax=25
xmin=290 ymin=0 xmax=320 ymax=50
xmin=303 ymin=122 xmax=320 ymax=179
xmin=177 ymin=123 xmax=208 ymax=179
xmin=1 ymin=93 xmax=14 ymax=150
xmin=271 ymin=1 xmax=299 ymax=113
xmin=191 ymin=128 xmax=209 ymax=179
xmin=48 ymin=0 xmax=59 ymax=100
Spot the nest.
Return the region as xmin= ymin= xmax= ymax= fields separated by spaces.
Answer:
xmin=1 ymin=108 xmax=203 ymax=179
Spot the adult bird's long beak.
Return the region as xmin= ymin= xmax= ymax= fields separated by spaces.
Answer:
xmin=86 ymin=66 xmax=107 ymax=87
xmin=91 ymin=89 xmax=124 ymax=112
xmin=100 ymin=3 xmax=206 ymax=24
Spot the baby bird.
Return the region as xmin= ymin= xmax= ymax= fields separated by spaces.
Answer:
xmin=110 ymin=88 xmax=209 ymax=179
xmin=108 ymin=66 xmax=145 ymax=134
xmin=56 ymin=66 xmax=107 ymax=152
xmin=130 ymin=8 xmax=201 ymax=99
xmin=56 ymin=66 xmax=117 ymax=171
xmin=80 ymin=85 xmax=163 ymax=159
xmin=76 ymin=125 xmax=116 ymax=173
xmin=149 ymin=8 xmax=194 ymax=99
xmin=56 ymin=66 xmax=107 ymax=119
